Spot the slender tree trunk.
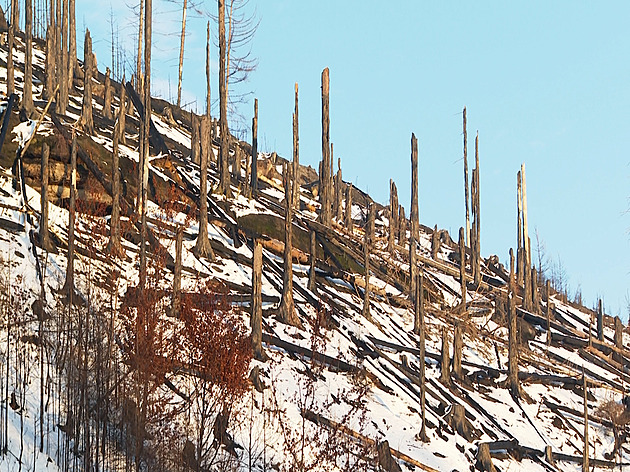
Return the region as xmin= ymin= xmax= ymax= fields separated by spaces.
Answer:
xmin=334 ymin=159 xmax=342 ymax=220
xmin=193 ymin=116 xmax=215 ymax=260
xmin=362 ymin=203 xmax=373 ymax=320
xmin=345 ymin=183 xmax=352 ymax=230
xmin=79 ymin=29 xmax=94 ymax=134
xmin=44 ymin=23 xmax=54 ymax=100
xmin=68 ymin=0 xmax=76 ymax=82
xmin=119 ymin=74 xmax=127 ymax=144
xmin=250 ymin=98 xmax=258 ymax=194
xmin=218 ymin=0 xmax=230 ymax=196
xmin=472 ymin=133 xmax=481 ymax=286
xmin=452 ymin=322 xmax=463 ymax=378
xmin=398 ymin=205 xmax=405 ymax=243
xmin=23 ymin=0 xmax=34 ymax=116
xmin=251 ymin=239 xmax=265 ymax=360
xmin=439 ymin=326 xmax=450 ymax=386
xmin=417 ymin=272 xmax=428 ymax=442
xmin=614 ymin=316 xmax=623 ymax=364
xmin=597 ymin=299 xmax=604 ymax=341
xmin=107 ymin=111 xmax=123 ymax=257
xmin=320 ymin=67 xmax=331 ymax=225
xmin=191 ymin=113 xmax=200 ymax=164
xmin=409 ymin=133 xmax=419 ymax=302
xmin=40 ymin=143 xmax=50 ymax=250
xmin=136 ymin=0 xmax=143 ymax=95
xmin=57 ymin=0 xmax=68 ymax=114
xmin=413 ymin=271 xmax=423 ymax=335
xmin=388 ymin=180 xmax=398 ymax=254
xmin=507 ymin=248 xmax=521 ymax=399
xmin=7 ymin=0 xmax=15 ymax=96
xmin=459 ymin=227 xmax=466 ymax=312
xmin=463 ymin=107 xmax=470 ymax=245
xmin=171 ymin=225 xmax=183 ymax=317
xmin=308 ymin=230 xmax=316 ymax=293
xmin=582 ymin=369 xmax=589 ymax=472
xmin=103 ymin=67 xmax=112 ymax=120
xmin=62 ymin=134 xmax=77 ymax=297
xmin=205 ymin=20 xmax=210 ymax=117
xmin=278 ymin=164 xmax=301 ymax=327
xmin=293 ymin=83 xmax=300 ymax=208
xmin=431 ymin=225 xmax=440 ymax=260
xmin=176 ymin=0 xmax=187 ymax=109
xmin=546 ymin=280 xmax=552 ymax=346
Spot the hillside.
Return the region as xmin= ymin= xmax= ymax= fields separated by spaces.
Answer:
xmin=0 ymin=15 xmax=629 ymax=472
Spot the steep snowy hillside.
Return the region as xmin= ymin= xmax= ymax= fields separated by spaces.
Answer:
xmin=0 ymin=22 xmax=629 ymax=472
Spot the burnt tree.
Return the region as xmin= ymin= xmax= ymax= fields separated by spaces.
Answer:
xmin=217 ymin=0 xmax=230 ymax=196
xmin=388 ymin=179 xmax=398 ymax=254
xmin=251 ymin=239 xmax=265 ymax=360
xmin=193 ymin=116 xmax=215 ymax=261
xmin=39 ymin=143 xmax=50 ymax=250
xmin=409 ymin=133 xmax=419 ymax=302
xmin=319 ymin=67 xmax=331 ymax=225
xmin=507 ymin=248 xmax=522 ymax=399
xmin=78 ymin=29 xmax=94 ymax=134
xmin=171 ymin=225 xmax=183 ymax=317
xmin=250 ymin=98 xmax=258 ymax=195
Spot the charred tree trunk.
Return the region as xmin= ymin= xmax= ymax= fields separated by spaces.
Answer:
xmin=218 ymin=0 xmax=230 ymax=197
xmin=205 ymin=20 xmax=210 ymax=117
xmin=40 ymin=143 xmax=50 ymax=250
xmin=62 ymin=134 xmax=77 ymax=297
xmin=23 ymin=0 xmax=34 ymax=116
xmin=416 ymin=272 xmax=428 ymax=442
xmin=171 ymin=225 xmax=183 ymax=317
xmin=193 ymin=116 xmax=215 ymax=261
xmin=103 ymin=67 xmax=113 ymax=120
xmin=7 ymin=0 xmax=15 ymax=96
xmin=250 ymin=98 xmax=258 ymax=195
xmin=118 ymin=74 xmax=127 ymax=144
xmin=345 ymin=183 xmax=353 ymax=230
xmin=472 ymin=133 xmax=481 ymax=286
xmin=57 ymin=0 xmax=68 ymax=114
xmin=546 ymin=280 xmax=552 ymax=346
xmin=597 ymin=299 xmax=604 ymax=342
xmin=614 ymin=316 xmax=623 ymax=364
xmin=308 ymin=230 xmax=317 ymax=294
xmin=78 ymin=29 xmax=94 ymax=134
xmin=440 ymin=326 xmax=451 ymax=386
xmin=292 ymin=83 xmax=300 ymax=208
xmin=583 ymin=370 xmax=589 ymax=472
xmin=516 ymin=170 xmax=523 ymax=285
xmin=398 ymin=205 xmax=406 ymax=244
xmin=459 ymin=227 xmax=466 ymax=312
xmin=531 ymin=267 xmax=539 ymax=315
xmin=136 ymin=0 xmax=143 ymax=95
xmin=191 ymin=113 xmax=200 ymax=165
xmin=44 ymin=24 xmax=54 ymax=100
xmin=68 ymin=0 xmax=76 ymax=82
xmin=463 ymin=107 xmax=470 ymax=245
xmin=334 ymin=159 xmax=342 ymax=220
xmin=251 ymin=239 xmax=265 ymax=360
xmin=278 ymin=164 xmax=301 ymax=327
xmin=362 ymin=204 xmax=374 ymax=320
xmin=507 ymin=248 xmax=521 ymax=399
xmin=319 ymin=67 xmax=331 ymax=225
xmin=409 ymin=133 xmax=419 ymax=302
xmin=452 ymin=322 xmax=463 ymax=379
xmin=107 ymin=113 xmax=124 ymax=257
xmin=413 ymin=271 xmax=424 ymax=335
xmin=388 ymin=180 xmax=398 ymax=254
xmin=176 ymin=0 xmax=187 ymax=109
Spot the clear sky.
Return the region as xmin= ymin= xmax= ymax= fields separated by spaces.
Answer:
xmin=75 ymin=1 xmax=630 ymax=318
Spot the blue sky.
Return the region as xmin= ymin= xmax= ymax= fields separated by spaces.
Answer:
xmin=73 ymin=1 xmax=630 ymax=317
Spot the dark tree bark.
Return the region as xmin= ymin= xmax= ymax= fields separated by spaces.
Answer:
xmin=431 ymin=225 xmax=440 ymax=260
xmin=68 ymin=0 xmax=76 ymax=82
xmin=218 ymin=0 xmax=230 ymax=196
xmin=278 ymin=164 xmax=301 ymax=327
xmin=250 ymin=98 xmax=258 ymax=194
xmin=463 ymin=107 xmax=470 ymax=245
xmin=614 ymin=316 xmax=623 ymax=364
xmin=583 ymin=370 xmax=589 ymax=472
xmin=191 ymin=113 xmax=200 ymax=164
xmin=597 ymin=299 xmax=604 ymax=342
xmin=507 ymin=248 xmax=522 ymax=399
xmin=62 ymin=134 xmax=77 ymax=298
xmin=416 ymin=272 xmax=428 ymax=442
xmin=452 ymin=322 xmax=463 ymax=379
xmin=118 ymin=74 xmax=127 ymax=144
xmin=362 ymin=203 xmax=374 ymax=320
xmin=398 ymin=205 xmax=406 ymax=244
xmin=319 ymin=67 xmax=331 ymax=225
xmin=78 ymin=29 xmax=94 ymax=134
xmin=7 ymin=0 xmax=15 ymax=96
xmin=57 ymin=0 xmax=68 ymax=114
xmin=40 ymin=143 xmax=50 ymax=250
xmin=516 ymin=170 xmax=523 ymax=285
xmin=409 ymin=133 xmax=419 ymax=302
xmin=293 ymin=83 xmax=300 ymax=208
xmin=103 ymin=67 xmax=112 ymax=120
xmin=107 ymin=113 xmax=124 ymax=257
xmin=44 ymin=24 xmax=54 ymax=100
xmin=344 ymin=183 xmax=352 ymax=230
xmin=308 ymin=230 xmax=317 ymax=293
xmin=193 ymin=116 xmax=215 ymax=261
xmin=439 ymin=326 xmax=450 ymax=386
xmin=171 ymin=225 xmax=183 ymax=317
xmin=22 ymin=0 xmax=34 ymax=116
xmin=413 ymin=271 xmax=424 ymax=335
xmin=334 ymin=159 xmax=342 ymax=220
xmin=388 ymin=179 xmax=398 ymax=254
xmin=546 ymin=280 xmax=552 ymax=346
xmin=205 ymin=20 xmax=210 ymax=117
xmin=176 ymin=0 xmax=187 ymax=109
xmin=472 ymin=133 xmax=481 ymax=286
xmin=459 ymin=227 xmax=466 ymax=312
xmin=251 ymin=239 xmax=266 ymax=360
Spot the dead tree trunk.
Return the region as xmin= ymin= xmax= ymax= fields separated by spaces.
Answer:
xmin=507 ymin=248 xmax=522 ymax=399
xmin=472 ymin=133 xmax=481 ymax=286
xmin=107 ymin=113 xmax=124 ymax=257
xmin=516 ymin=170 xmax=523 ymax=286
xmin=44 ymin=23 xmax=54 ymax=100
xmin=334 ymin=159 xmax=342 ymax=220
xmin=362 ymin=204 xmax=373 ymax=320
xmin=118 ymin=74 xmax=127 ymax=144
xmin=7 ymin=0 xmax=15 ymax=96
xmin=452 ymin=322 xmax=463 ymax=379
xmin=319 ymin=67 xmax=331 ymax=225
xmin=292 ymin=83 xmax=300 ymax=208
xmin=136 ymin=0 xmax=143 ymax=95
xmin=250 ymin=98 xmax=258 ymax=195
xmin=62 ymin=134 xmax=77 ymax=297
xmin=583 ymin=369 xmax=589 ymax=472
xmin=463 ymin=107 xmax=470 ymax=245
xmin=40 ymin=143 xmax=50 ymax=250
xmin=78 ymin=29 xmax=94 ymax=134
xmin=431 ymin=225 xmax=440 ymax=260
xmin=218 ymin=0 xmax=230 ymax=197
xmin=171 ymin=225 xmax=183 ymax=317
xmin=597 ymin=299 xmax=604 ymax=342
xmin=308 ymin=230 xmax=317 ymax=293
xmin=191 ymin=113 xmax=200 ymax=164
xmin=68 ymin=0 xmax=76 ymax=82
xmin=440 ymin=326 xmax=451 ymax=386
xmin=398 ymin=205 xmax=406 ymax=243
xmin=388 ymin=179 xmax=398 ymax=254
xmin=413 ymin=271 xmax=424 ymax=335
xmin=103 ymin=67 xmax=112 ymax=120
xmin=57 ymin=0 xmax=67 ymax=114
xmin=417 ymin=272 xmax=428 ymax=442
xmin=193 ymin=116 xmax=215 ymax=261
xmin=459 ymin=227 xmax=466 ymax=312
xmin=205 ymin=20 xmax=210 ymax=117
xmin=176 ymin=0 xmax=187 ymax=109
xmin=531 ymin=267 xmax=539 ymax=315
xmin=345 ymin=183 xmax=353 ymax=230
xmin=614 ymin=316 xmax=623 ymax=364
xmin=546 ymin=280 xmax=552 ymax=346
xmin=251 ymin=239 xmax=265 ymax=360
xmin=23 ymin=0 xmax=34 ymax=116
xmin=409 ymin=133 xmax=419 ymax=302
xmin=278 ymin=164 xmax=301 ymax=328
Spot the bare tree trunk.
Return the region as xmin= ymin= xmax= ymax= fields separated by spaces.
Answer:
xmin=597 ymin=299 xmax=604 ymax=341
xmin=191 ymin=113 xmax=200 ymax=164
xmin=345 ymin=183 xmax=352 ymax=230
xmin=205 ymin=20 xmax=210 ymax=117
xmin=362 ymin=203 xmax=373 ymax=320
xmin=439 ymin=326 xmax=450 ymax=386
xmin=23 ymin=0 xmax=34 ymax=116
xmin=278 ymin=164 xmax=301 ymax=327
xmin=103 ymin=67 xmax=112 ymax=120
xmin=250 ymin=98 xmax=258 ymax=195
xmin=507 ymin=248 xmax=521 ymax=399
xmin=459 ymin=227 xmax=466 ymax=312
xmin=62 ymin=134 xmax=77 ymax=297
xmin=78 ymin=29 xmax=94 ymax=134
xmin=308 ymin=230 xmax=316 ymax=293
xmin=531 ymin=267 xmax=539 ymax=315
xmin=40 ymin=143 xmax=50 ymax=250
xmin=582 ymin=369 xmax=589 ymax=472
xmin=546 ymin=280 xmax=552 ymax=346
xmin=68 ymin=0 xmax=76 ymax=82
xmin=171 ymin=225 xmax=183 ymax=317
xmin=417 ymin=272 xmax=428 ymax=442
xmin=7 ymin=0 xmax=15 ymax=96
xmin=413 ymin=271 xmax=424 ymax=335
xmin=452 ymin=322 xmax=463 ymax=379
xmin=472 ymin=133 xmax=481 ymax=286
xmin=136 ymin=0 xmax=143 ymax=95
xmin=431 ymin=225 xmax=440 ymax=260
xmin=193 ymin=116 xmax=215 ymax=261
xmin=398 ymin=205 xmax=405 ymax=243
xmin=463 ymin=107 xmax=470 ymax=245
xmin=517 ymin=172 xmax=523 ymax=286
xmin=293 ymin=83 xmax=300 ymax=208
xmin=44 ymin=23 xmax=54 ymax=100
xmin=614 ymin=316 xmax=623 ymax=364
xmin=118 ymin=74 xmax=127 ymax=144
xmin=218 ymin=0 xmax=230 ymax=196
xmin=388 ymin=179 xmax=398 ymax=254
xmin=319 ymin=67 xmax=331 ymax=225
xmin=251 ymin=239 xmax=265 ymax=360
xmin=107 ymin=111 xmax=124 ymax=257
xmin=176 ymin=0 xmax=187 ymax=109
xmin=409 ymin=133 xmax=419 ymax=302
xmin=57 ymin=0 xmax=68 ymax=114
